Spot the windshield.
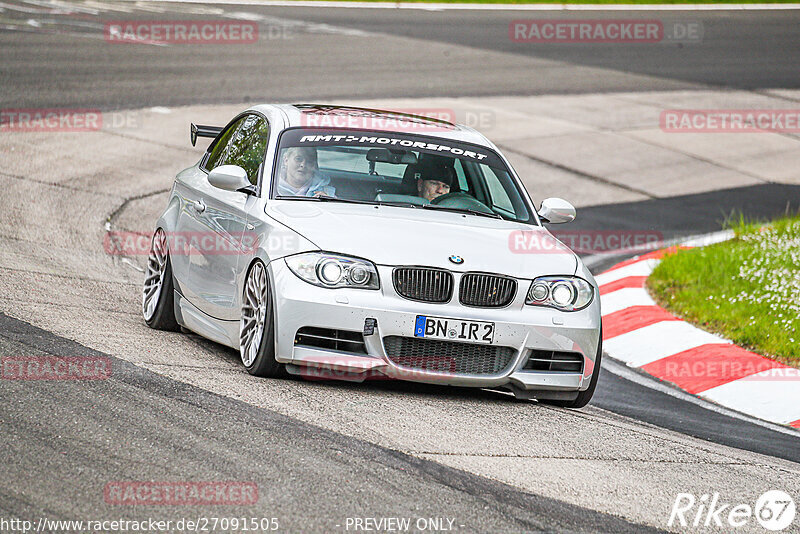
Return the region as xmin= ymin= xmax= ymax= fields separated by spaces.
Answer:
xmin=271 ymin=128 xmax=534 ymax=223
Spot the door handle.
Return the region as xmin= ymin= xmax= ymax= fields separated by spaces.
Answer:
xmin=191 ymin=199 xmax=206 ymax=213
xmin=246 ymin=223 xmax=255 ymax=230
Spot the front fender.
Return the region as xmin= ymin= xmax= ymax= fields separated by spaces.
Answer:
xmin=155 ymin=187 xmax=181 ymax=238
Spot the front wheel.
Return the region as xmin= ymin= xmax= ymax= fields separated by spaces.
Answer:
xmin=545 ymin=329 xmax=602 ymax=409
xmin=239 ymin=261 xmax=285 ymax=377
xmin=142 ymin=228 xmax=179 ymax=331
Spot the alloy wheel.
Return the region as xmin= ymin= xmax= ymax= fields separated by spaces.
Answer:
xmin=240 ymin=262 xmax=268 ymax=367
xmin=142 ymin=228 xmax=168 ymax=321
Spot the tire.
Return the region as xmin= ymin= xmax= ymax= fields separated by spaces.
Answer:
xmin=142 ymin=228 xmax=180 ymax=331
xmin=545 ymin=329 xmax=603 ymax=409
xmin=239 ymin=261 xmax=285 ymax=378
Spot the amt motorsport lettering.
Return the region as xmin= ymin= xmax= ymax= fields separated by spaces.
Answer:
xmin=299 ymin=134 xmax=489 ymax=161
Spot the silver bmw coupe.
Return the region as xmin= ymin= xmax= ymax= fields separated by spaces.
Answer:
xmin=142 ymin=104 xmax=602 ymax=408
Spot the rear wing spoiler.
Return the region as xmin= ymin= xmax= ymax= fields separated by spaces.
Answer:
xmin=190 ymin=123 xmax=223 ymax=146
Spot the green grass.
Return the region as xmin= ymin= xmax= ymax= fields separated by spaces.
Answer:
xmin=648 ymin=214 xmax=800 ymax=366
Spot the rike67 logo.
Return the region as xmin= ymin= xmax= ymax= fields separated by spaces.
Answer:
xmin=669 ymin=490 xmax=795 ymax=531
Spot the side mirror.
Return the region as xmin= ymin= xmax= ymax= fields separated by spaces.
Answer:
xmin=538 ymin=197 xmax=576 ymax=224
xmin=207 ymin=165 xmax=254 ymax=194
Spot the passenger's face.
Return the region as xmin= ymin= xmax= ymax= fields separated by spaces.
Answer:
xmin=284 ymin=149 xmax=317 ymax=187
xmin=418 ymin=179 xmax=450 ymax=202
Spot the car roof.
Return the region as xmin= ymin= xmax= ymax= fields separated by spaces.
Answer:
xmin=246 ymin=103 xmax=497 ymax=149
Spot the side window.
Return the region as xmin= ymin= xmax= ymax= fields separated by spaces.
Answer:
xmin=204 ymin=116 xmax=246 ymax=171
xmin=482 ymin=166 xmax=514 ymax=212
xmin=222 ymin=115 xmax=270 ymax=185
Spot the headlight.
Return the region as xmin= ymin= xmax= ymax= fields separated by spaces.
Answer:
xmin=285 ymin=252 xmax=379 ymax=289
xmin=525 ymin=276 xmax=593 ymax=311
xmin=317 ymin=258 xmax=344 ymax=285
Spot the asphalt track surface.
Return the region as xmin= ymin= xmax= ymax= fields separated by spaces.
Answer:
xmin=0 ymin=313 xmax=658 ymax=533
xmin=2 ymin=1 xmax=800 ymax=532
xmin=3 ymin=3 xmax=800 ymax=109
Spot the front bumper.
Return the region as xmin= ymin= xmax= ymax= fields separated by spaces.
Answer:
xmin=269 ymin=260 xmax=601 ymax=397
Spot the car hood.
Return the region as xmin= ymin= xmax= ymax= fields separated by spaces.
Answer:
xmin=266 ymin=201 xmax=578 ymax=279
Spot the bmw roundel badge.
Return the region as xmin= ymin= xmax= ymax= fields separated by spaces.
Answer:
xmin=449 ymin=255 xmax=464 ymax=265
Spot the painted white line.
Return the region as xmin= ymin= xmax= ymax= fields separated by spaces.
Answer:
xmin=600 ymin=287 xmax=655 ymax=316
xmin=700 ymin=369 xmax=800 ymax=425
xmin=594 ymin=258 xmax=658 ymax=286
xmin=0 ymin=1 xmax=99 ymax=14
xmin=135 ymin=0 xmax=800 ymax=11
xmin=604 ymin=320 xmax=729 ymax=367
xmin=223 ymin=10 xmax=372 ymax=35
xmin=591 ymin=229 xmax=733 ymax=283
xmin=584 ymin=229 xmax=735 ymax=271
xmin=601 ymin=356 xmax=800 ymax=437
xmin=0 ymin=24 xmax=115 ymax=41
xmin=681 ymin=229 xmax=735 ymax=248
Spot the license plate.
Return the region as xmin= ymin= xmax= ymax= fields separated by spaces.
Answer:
xmin=414 ymin=315 xmax=494 ymax=344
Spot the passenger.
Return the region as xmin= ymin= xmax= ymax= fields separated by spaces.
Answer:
xmin=277 ymin=147 xmax=336 ymax=198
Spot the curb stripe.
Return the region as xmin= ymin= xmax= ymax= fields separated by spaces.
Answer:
xmin=595 ymin=246 xmax=687 ymax=283
xmin=600 ymin=287 xmax=656 ymax=316
xmin=700 ymin=369 xmax=800 ymax=425
xmin=599 ymin=239 xmax=798 ymax=430
xmin=595 ymin=258 xmax=659 ymax=286
xmin=603 ymin=305 xmax=678 ymax=340
xmin=604 ymin=320 xmax=729 ymax=368
xmin=599 ymin=276 xmax=648 ymax=295
xmin=640 ymin=344 xmax=785 ymax=394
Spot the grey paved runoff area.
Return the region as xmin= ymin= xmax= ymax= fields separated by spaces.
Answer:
xmin=2 ymin=0 xmax=800 ymax=109
xmin=1 ymin=94 xmax=799 ymax=532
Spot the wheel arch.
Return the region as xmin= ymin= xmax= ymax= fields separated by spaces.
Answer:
xmin=155 ymin=193 xmax=182 ymax=243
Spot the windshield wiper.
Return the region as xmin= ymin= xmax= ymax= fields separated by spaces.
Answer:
xmin=421 ymin=204 xmax=502 ymax=219
xmin=276 ymin=196 xmax=427 ymax=209
xmin=275 ymin=196 xmax=500 ymax=218
xmin=275 ymin=195 xmax=367 ymax=205
xmin=372 ymin=200 xmax=423 ymax=209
